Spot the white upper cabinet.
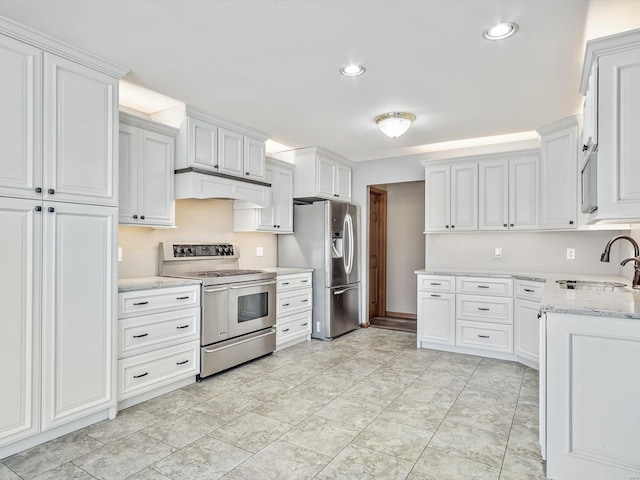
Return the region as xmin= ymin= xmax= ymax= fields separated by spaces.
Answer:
xmin=509 ymin=154 xmax=539 ymax=230
xmin=151 ymin=105 xmax=268 ymax=183
xmin=424 ymin=163 xmax=477 ymax=232
xmin=479 ymin=159 xmax=509 ymax=230
xmin=43 ymin=54 xmax=118 ymax=206
xmin=272 ymin=146 xmax=352 ymax=203
xmin=0 ymin=35 xmax=42 ymax=200
xmin=538 ymin=117 xmax=578 ymax=230
xmin=119 ymin=113 xmax=178 ymax=227
xmin=274 ymin=166 xmax=294 ymax=231
xmin=580 ymin=29 xmax=640 ymax=222
xmin=256 ymin=165 xmax=276 ymax=229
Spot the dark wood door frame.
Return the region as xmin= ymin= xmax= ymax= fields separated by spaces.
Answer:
xmin=368 ymin=186 xmax=387 ymax=323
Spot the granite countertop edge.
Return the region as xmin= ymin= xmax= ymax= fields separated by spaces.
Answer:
xmin=118 ymin=276 xmax=202 ymax=292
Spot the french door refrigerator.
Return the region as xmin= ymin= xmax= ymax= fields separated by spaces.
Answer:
xmin=278 ymin=201 xmax=360 ymax=340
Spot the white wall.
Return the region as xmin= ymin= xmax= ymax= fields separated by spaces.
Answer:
xmin=118 ymin=199 xmax=277 ymax=278
xmin=619 ymin=225 xmax=640 ymax=282
xmin=385 ymin=181 xmax=425 ymax=315
xmin=426 ymin=230 xmax=625 ymax=275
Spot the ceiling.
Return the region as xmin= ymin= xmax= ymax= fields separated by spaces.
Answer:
xmin=0 ymin=1 xmax=598 ymax=161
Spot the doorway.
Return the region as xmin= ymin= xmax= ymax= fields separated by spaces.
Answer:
xmin=368 ymin=187 xmax=387 ymax=322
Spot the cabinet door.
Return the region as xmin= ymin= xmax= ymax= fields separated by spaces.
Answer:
xmin=317 ymin=155 xmax=335 ymax=197
xmin=118 ymin=124 xmax=138 ymax=224
xmin=257 ymin=165 xmax=276 ymax=231
xmin=43 ymin=54 xmax=117 ymax=206
xmin=188 ymin=117 xmax=217 ymax=170
xmin=243 ymin=137 xmax=265 ymax=181
xmin=0 ymin=198 xmax=41 ymax=447
xmin=450 ymin=163 xmax=478 ymax=231
xmin=275 ymin=167 xmax=294 ymax=232
xmin=0 ymin=36 xmax=42 ymax=200
xmin=417 ymin=292 xmax=455 ymax=346
xmin=335 ymin=164 xmax=352 ymax=201
xmin=479 ymin=159 xmax=509 ymax=230
xmin=509 ymin=155 xmax=539 ymax=230
xmin=41 ymin=202 xmax=116 ymax=430
xmin=138 ymin=129 xmax=174 ymax=227
xmin=540 ymin=126 xmax=577 ymax=229
xmin=514 ymin=298 xmax=540 ymax=366
xmin=598 ymin=48 xmax=640 ymax=218
xmin=217 ymin=127 xmax=243 ymax=177
xmin=424 ymin=165 xmax=451 ymax=232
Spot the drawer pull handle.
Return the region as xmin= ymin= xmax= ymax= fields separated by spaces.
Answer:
xmin=301 ymin=299 xmax=308 ymax=303
xmin=133 ymin=301 xmax=149 ymax=306
xmin=133 ymin=333 xmax=148 ymax=338
xmin=133 ymin=372 xmax=148 ymax=379
xmin=282 ymin=282 xmax=290 ymax=285
xmin=283 ymin=303 xmax=291 ymax=307
xmin=430 ymin=282 xmax=441 ymax=286
xmin=477 ymin=286 xmax=490 ymax=289
xmin=301 ymin=323 xmax=308 ymax=326
xmin=176 ymin=360 xmax=189 ymax=365
xmin=301 ymin=280 xmax=308 ymax=283
xmin=282 ymin=328 xmax=290 ymax=332
xmin=523 ymin=288 xmax=534 ymax=293
xmin=430 ymin=294 xmax=441 ymax=298
xmin=477 ymin=307 xmax=490 ymax=311
xmin=176 ymin=296 xmax=190 ymax=300
xmin=176 ymin=324 xmax=190 ymax=329
xmin=477 ymin=335 xmax=490 ymax=339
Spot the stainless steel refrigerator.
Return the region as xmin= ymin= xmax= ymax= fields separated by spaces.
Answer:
xmin=278 ymin=201 xmax=360 ymax=340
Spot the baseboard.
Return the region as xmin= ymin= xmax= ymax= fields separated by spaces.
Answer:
xmin=385 ymin=311 xmax=417 ymax=320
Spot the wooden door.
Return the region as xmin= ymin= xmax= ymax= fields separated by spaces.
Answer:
xmin=368 ymin=187 xmax=386 ymax=320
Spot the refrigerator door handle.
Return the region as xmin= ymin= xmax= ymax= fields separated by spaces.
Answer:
xmin=333 ymin=285 xmax=359 ymax=295
xmin=347 ymin=213 xmax=354 ymax=274
xmin=343 ymin=215 xmax=350 ymax=273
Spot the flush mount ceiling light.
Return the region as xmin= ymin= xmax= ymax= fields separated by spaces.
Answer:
xmin=374 ymin=112 xmax=416 ymax=139
xmin=483 ymin=21 xmax=519 ymax=40
xmin=339 ymin=64 xmax=366 ymax=77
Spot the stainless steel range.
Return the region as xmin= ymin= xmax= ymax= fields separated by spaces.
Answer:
xmin=159 ymin=242 xmax=277 ymax=379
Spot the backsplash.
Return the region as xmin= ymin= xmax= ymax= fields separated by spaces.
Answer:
xmin=118 ymin=199 xmax=277 ymax=278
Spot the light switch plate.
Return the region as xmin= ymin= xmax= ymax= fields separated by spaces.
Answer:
xmin=256 ymin=247 xmax=264 ymax=257
xmin=117 ymin=247 xmax=123 ymax=262
xmin=494 ymin=247 xmax=502 ymax=258
xmin=566 ymin=248 xmax=575 ymax=260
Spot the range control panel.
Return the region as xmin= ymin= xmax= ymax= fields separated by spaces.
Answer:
xmin=173 ymin=244 xmax=235 ymax=257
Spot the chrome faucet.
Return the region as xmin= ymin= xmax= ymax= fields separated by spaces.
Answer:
xmin=600 ymin=235 xmax=640 ymax=289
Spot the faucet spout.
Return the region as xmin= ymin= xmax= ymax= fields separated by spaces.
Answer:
xmin=600 ymin=235 xmax=640 ymax=263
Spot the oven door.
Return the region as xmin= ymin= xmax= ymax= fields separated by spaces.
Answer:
xmin=228 ymin=280 xmax=276 ymax=338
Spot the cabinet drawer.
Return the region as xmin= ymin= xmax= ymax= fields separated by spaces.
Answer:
xmin=418 ymin=275 xmax=455 ymax=293
xmin=118 ymin=307 xmax=200 ymax=359
xmin=456 ymin=321 xmax=513 ymax=353
xmin=277 ymin=288 xmax=312 ymax=316
xmin=118 ymin=341 xmax=199 ymax=400
xmin=514 ymin=280 xmax=545 ymax=301
xmin=277 ymin=311 xmax=312 ymax=344
xmin=277 ymin=273 xmax=312 ymax=292
xmin=456 ymin=277 xmax=513 ymax=297
xmin=119 ymin=286 xmax=200 ymax=318
xmin=456 ymin=295 xmax=513 ymax=324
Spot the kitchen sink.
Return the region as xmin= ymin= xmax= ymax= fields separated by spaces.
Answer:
xmin=556 ymin=280 xmax=628 ymax=292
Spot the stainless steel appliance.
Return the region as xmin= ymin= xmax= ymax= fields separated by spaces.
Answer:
xmin=159 ymin=243 xmax=276 ymax=378
xmin=278 ymin=201 xmax=360 ymax=340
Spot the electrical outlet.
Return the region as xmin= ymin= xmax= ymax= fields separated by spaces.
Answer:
xmin=117 ymin=247 xmax=123 ymax=262
xmin=494 ymin=247 xmax=502 ymax=258
xmin=256 ymin=247 xmax=264 ymax=257
xmin=566 ymin=248 xmax=575 ymax=260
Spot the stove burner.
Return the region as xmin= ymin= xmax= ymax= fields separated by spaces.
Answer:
xmin=192 ymin=269 xmax=265 ymax=278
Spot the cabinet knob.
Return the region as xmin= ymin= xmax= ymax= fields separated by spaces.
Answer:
xmin=35 ymin=206 xmax=42 ymax=212
xmin=510 ymin=223 xmax=514 ymax=227
xmin=140 ymin=215 xmax=145 ymax=220
xmin=273 ymin=225 xmax=277 ymax=228
xmin=503 ymin=224 xmax=508 ymax=227
xmin=451 ymin=225 xmax=455 ymax=229
xmin=133 ymin=215 xmax=138 ymax=219
xmin=35 ymin=187 xmax=42 ymax=193
xmin=245 ymin=171 xmax=250 ymax=175
xmin=334 ymin=194 xmax=339 ymax=197
xmin=445 ymin=225 xmax=450 ymax=229
xmin=569 ymin=220 xmax=574 ymax=225
xmin=48 ymin=188 xmax=55 ymax=194
xmin=48 ymin=207 xmax=55 ymax=213
xmin=213 ymin=165 xmax=219 ymax=169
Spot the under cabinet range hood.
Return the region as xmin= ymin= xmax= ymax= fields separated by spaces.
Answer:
xmin=174 ymin=170 xmax=270 ymax=208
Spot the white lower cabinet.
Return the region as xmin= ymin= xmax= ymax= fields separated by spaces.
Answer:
xmin=117 ymin=286 xmax=201 ymax=407
xmin=275 ymin=272 xmax=312 ymax=350
xmin=456 ymin=320 xmax=513 ymax=353
xmin=417 ymin=291 xmax=456 ymax=347
xmin=514 ymin=280 xmax=544 ymax=369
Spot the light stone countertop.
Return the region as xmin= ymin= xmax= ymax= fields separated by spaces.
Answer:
xmin=414 ymin=269 xmax=640 ymax=319
xmin=263 ymin=267 xmax=314 ymax=275
xmin=118 ymin=276 xmax=202 ymax=292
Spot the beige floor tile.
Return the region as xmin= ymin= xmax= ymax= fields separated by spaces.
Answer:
xmin=281 ymin=415 xmax=361 ymax=457
xmin=82 ymin=408 xmax=160 ymax=444
xmin=232 ymin=376 xmax=294 ymax=401
xmin=136 ymin=389 xmax=204 ymax=418
xmin=126 ymin=468 xmax=172 ymax=480
xmin=408 ymin=447 xmax=500 ymax=480
xmin=445 ymin=400 xmax=514 ymax=436
xmin=191 ymin=391 xmax=263 ymax=421
xmin=182 ymin=374 xmax=250 ymax=399
xmin=142 ymin=409 xmax=225 ymax=448
xmin=457 ymin=383 xmax=519 ymax=413
xmin=429 ymin=420 xmax=509 ymax=468
xmin=210 ymin=412 xmax=293 ymax=453
xmin=252 ymin=392 xmax=327 ymax=425
xmin=499 ymin=452 xmax=546 ymax=480
xmin=31 ymin=463 xmax=95 ymax=480
xmin=352 ymin=418 xmax=433 ymax=462
xmin=316 ymin=444 xmax=413 ymax=480
xmin=506 ymin=424 xmax=542 ymax=461
xmin=513 ymin=403 xmax=539 ymax=430
xmin=315 ymin=397 xmax=385 ymax=429
xmin=380 ymin=397 xmax=449 ymax=431
xmin=399 ymin=383 xmax=462 ymax=408
xmin=232 ymin=440 xmax=330 ymax=480
xmin=339 ymin=378 xmax=405 ymax=407
xmin=0 ymin=464 xmax=20 ymax=480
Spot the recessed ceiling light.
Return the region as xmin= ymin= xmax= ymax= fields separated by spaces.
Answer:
xmin=483 ymin=22 xmax=519 ymax=40
xmin=340 ymin=64 xmax=366 ymax=77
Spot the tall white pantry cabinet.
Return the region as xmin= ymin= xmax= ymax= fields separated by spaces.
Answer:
xmin=0 ymin=17 xmax=127 ymax=457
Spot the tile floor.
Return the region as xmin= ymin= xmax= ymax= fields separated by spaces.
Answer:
xmin=1 ymin=328 xmax=545 ymax=480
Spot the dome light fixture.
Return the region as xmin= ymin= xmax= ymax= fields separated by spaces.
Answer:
xmin=339 ymin=64 xmax=366 ymax=77
xmin=483 ymin=21 xmax=519 ymax=40
xmin=374 ymin=112 xmax=416 ymax=139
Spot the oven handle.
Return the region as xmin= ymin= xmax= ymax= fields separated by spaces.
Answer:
xmin=229 ymin=280 xmax=276 ymax=289
xmin=203 ymin=328 xmax=275 ymax=353
xmin=203 ymin=286 xmax=228 ymax=293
